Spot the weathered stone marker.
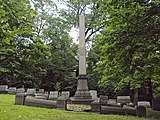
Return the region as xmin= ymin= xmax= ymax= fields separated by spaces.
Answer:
xmin=16 ymin=88 xmax=25 ymax=93
xmin=8 ymin=87 xmax=16 ymax=94
xmin=26 ymin=88 xmax=36 ymax=96
xmin=136 ymin=106 xmax=146 ymax=117
xmin=56 ymin=97 xmax=67 ymax=110
xmin=15 ymin=93 xmax=26 ymax=105
xmin=61 ymin=91 xmax=70 ymax=99
xmin=90 ymin=90 xmax=98 ymax=100
xmin=73 ymin=13 xmax=92 ymax=104
xmin=91 ymin=100 xmax=100 ymax=112
xmin=48 ymin=91 xmax=59 ymax=100
xmin=138 ymin=101 xmax=151 ymax=108
xmin=100 ymin=95 xmax=108 ymax=105
xmin=0 ymin=85 xmax=8 ymax=94
xmin=117 ymin=96 xmax=131 ymax=104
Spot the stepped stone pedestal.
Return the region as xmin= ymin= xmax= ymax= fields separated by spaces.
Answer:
xmin=73 ymin=75 xmax=92 ymax=105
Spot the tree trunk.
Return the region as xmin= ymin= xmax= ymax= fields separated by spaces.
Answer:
xmin=133 ymin=89 xmax=139 ymax=105
xmin=148 ymin=78 xmax=153 ymax=106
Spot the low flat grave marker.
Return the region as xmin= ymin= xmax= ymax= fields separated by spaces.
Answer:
xmin=0 ymin=85 xmax=8 ymax=93
xmin=138 ymin=101 xmax=151 ymax=108
xmin=61 ymin=91 xmax=70 ymax=99
xmin=16 ymin=88 xmax=25 ymax=93
xmin=117 ymin=96 xmax=131 ymax=104
xmin=48 ymin=91 xmax=58 ymax=100
xmin=26 ymin=88 xmax=36 ymax=96
xmin=8 ymin=87 xmax=16 ymax=94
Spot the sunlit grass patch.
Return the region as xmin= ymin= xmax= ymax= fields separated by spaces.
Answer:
xmin=67 ymin=104 xmax=91 ymax=111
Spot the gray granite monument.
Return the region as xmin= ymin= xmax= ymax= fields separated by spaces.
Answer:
xmin=73 ymin=13 xmax=92 ymax=104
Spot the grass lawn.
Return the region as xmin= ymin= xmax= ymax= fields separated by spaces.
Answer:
xmin=0 ymin=94 xmax=159 ymax=120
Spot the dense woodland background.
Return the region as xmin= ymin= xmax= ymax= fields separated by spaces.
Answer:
xmin=0 ymin=0 xmax=160 ymax=102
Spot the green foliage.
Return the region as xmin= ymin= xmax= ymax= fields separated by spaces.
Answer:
xmin=0 ymin=0 xmax=36 ymax=85
xmin=87 ymin=43 xmax=102 ymax=94
xmin=54 ymin=82 xmax=61 ymax=92
xmin=0 ymin=0 xmax=35 ymax=44
xmin=40 ymin=14 xmax=78 ymax=91
xmin=59 ymin=0 xmax=105 ymax=41
xmin=0 ymin=0 xmax=78 ymax=91
xmin=93 ymin=0 xmax=160 ymax=95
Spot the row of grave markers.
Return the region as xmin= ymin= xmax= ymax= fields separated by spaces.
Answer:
xmin=0 ymin=85 xmax=153 ymax=106
xmin=1 ymin=85 xmax=159 ymax=112
xmin=0 ymin=85 xmax=98 ymax=100
xmin=15 ymin=93 xmax=148 ymax=117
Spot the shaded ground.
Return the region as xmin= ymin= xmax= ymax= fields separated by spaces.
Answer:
xmin=147 ymin=108 xmax=160 ymax=119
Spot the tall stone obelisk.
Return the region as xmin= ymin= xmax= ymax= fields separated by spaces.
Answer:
xmin=74 ymin=13 xmax=92 ymax=104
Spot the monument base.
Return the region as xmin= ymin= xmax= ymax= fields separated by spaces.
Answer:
xmin=73 ymin=75 xmax=93 ymax=105
xmin=74 ymin=90 xmax=92 ymax=100
xmin=71 ymin=99 xmax=93 ymax=105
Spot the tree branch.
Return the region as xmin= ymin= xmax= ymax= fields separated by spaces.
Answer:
xmin=86 ymin=24 xmax=105 ymax=41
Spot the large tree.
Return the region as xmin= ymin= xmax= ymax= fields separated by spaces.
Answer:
xmin=94 ymin=0 xmax=160 ymax=100
xmin=0 ymin=0 xmax=78 ymax=92
xmin=58 ymin=0 xmax=106 ymax=41
xmin=40 ymin=15 xmax=78 ymax=92
xmin=0 ymin=0 xmax=36 ymax=85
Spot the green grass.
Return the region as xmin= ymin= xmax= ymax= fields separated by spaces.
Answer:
xmin=0 ymin=94 xmax=159 ymax=120
xmin=147 ymin=108 xmax=160 ymax=119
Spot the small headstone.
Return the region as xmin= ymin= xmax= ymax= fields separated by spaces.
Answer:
xmin=8 ymin=87 xmax=17 ymax=94
xmin=35 ymin=95 xmax=46 ymax=99
xmin=117 ymin=96 xmax=131 ymax=104
xmin=35 ymin=92 xmax=46 ymax=99
xmin=61 ymin=91 xmax=70 ymax=99
xmin=108 ymin=99 xmax=117 ymax=104
xmin=56 ymin=97 xmax=67 ymax=110
xmin=89 ymin=90 xmax=98 ymax=100
xmin=15 ymin=93 xmax=26 ymax=105
xmin=138 ymin=101 xmax=151 ymax=108
xmin=37 ymin=89 xmax=44 ymax=93
xmin=0 ymin=85 xmax=8 ymax=93
xmin=106 ymin=99 xmax=122 ymax=107
xmin=35 ymin=93 xmax=43 ymax=96
xmin=48 ymin=91 xmax=58 ymax=100
xmin=44 ymin=91 xmax=49 ymax=94
xmin=16 ymin=88 xmax=25 ymax=93
xmin=91 ymin=100 xmax=100 ymax=112
xmin=123 ymin=105 xmax=135 ymax=110
xmin=126 ymin=102 xmax=134 ymax=107
xmin=136 ymin=106 xmax=146 ymax=117
xmin=26 ymin=88 xmax=36 ymax=96
xmin=100 ymin=95 xmax=108 ymax=105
